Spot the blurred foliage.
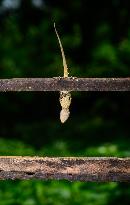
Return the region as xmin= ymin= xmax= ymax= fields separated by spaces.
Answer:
xmin=0 ymin=0 xmax=130 ymax=204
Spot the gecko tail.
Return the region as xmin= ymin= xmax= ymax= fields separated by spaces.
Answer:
xmin=54 ymin=22 xmax=68 ymax=77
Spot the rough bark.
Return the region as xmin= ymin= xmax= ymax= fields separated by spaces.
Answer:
xmin=0 ymin=78 xmax=130 ymax=91
xmin=0 ymin=157 xmax=130 ymax=181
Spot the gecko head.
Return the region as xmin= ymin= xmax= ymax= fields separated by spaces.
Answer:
xmin=60 ymin=108 xmax=70 ymax=123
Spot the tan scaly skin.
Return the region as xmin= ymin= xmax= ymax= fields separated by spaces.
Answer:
xmin=54 ymin=23 xmax=72 ymax=123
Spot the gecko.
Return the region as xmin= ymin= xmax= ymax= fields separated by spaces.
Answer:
xmin=54 ymin=23 xmax=72 ymax=123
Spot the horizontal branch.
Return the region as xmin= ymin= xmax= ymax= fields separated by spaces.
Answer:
xmin=0 ymin=78 xmax=130 ymax=91
xmin=0 ymin=157 xmax=130 ymax=181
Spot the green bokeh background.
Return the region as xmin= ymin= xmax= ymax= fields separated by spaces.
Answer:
xmin=0 ymin=0 xmax=130 ymax=204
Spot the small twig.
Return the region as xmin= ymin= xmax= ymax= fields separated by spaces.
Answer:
xmin=0 ymin=157 xmax=130 ymax=181
xmin=0 ymin=78 xmax=130 ymax=91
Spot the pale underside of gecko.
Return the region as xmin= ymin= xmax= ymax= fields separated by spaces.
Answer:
xmin=54 ymin=23 xmax=72 ymax=123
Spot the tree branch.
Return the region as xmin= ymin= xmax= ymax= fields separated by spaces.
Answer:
xmin=0 ymin=78 xmax=130 ymax=91
xmin=0 ymin=157 xmax=130 ymax=181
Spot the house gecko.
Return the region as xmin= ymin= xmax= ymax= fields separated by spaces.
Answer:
xmin=54 ymin=23 xmax=71 ymax=123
